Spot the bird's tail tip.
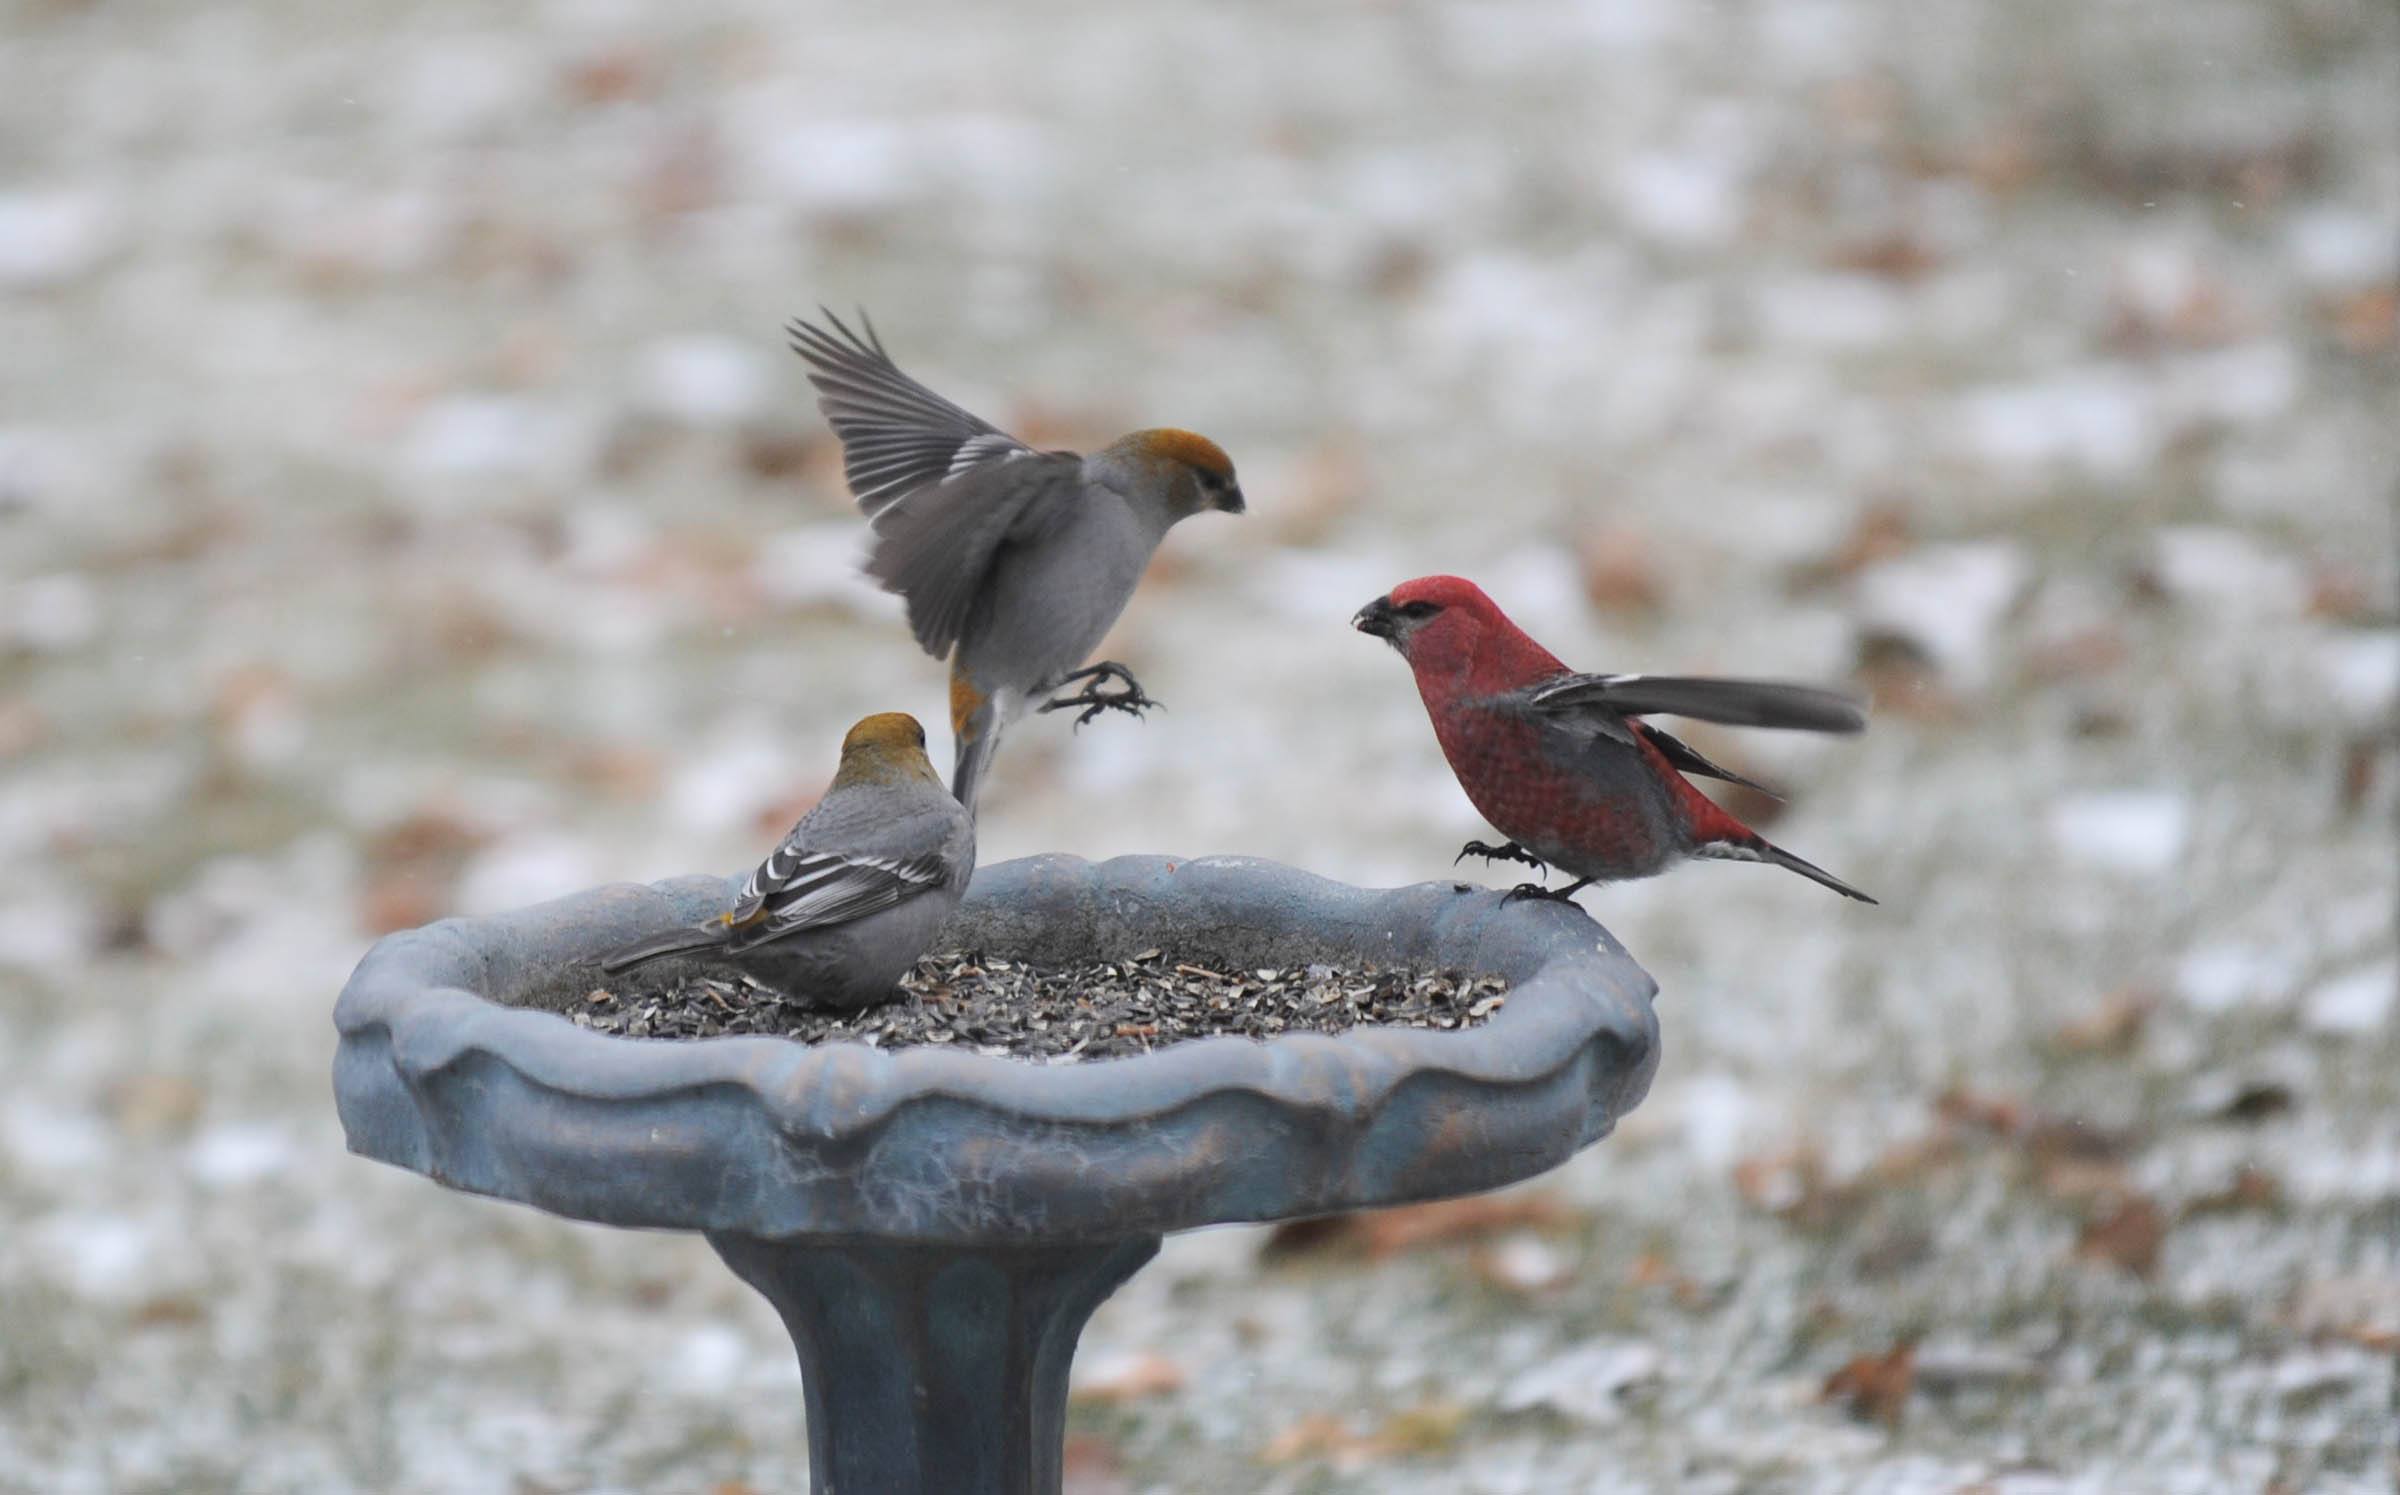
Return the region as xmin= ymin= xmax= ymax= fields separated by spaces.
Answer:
xmin=948 ymin=698 xmax=1004 ymax=817
xmin=1767 ymin=842 xmax=1878 ymax=904
xmin=1708 ymin=836 xmax=1879 ymax=904
xmin=950 ymin=727 xmax=996 ymax=818
xmin=598 ymin=927 xmax=717 ymax=975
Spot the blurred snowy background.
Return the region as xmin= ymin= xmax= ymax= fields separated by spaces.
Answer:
xmin=3 ymin=0 xmax=2396 ymax=1489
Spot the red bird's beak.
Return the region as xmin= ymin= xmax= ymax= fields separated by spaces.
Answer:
xmin=1352 ymin=595 xmax=1401 ymax=644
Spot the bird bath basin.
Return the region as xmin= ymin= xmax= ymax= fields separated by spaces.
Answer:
xmin=333 ymin=853 xmax=1660 ymax=1494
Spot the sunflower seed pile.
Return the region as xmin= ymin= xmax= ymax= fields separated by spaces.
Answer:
xmin=570 ymin=949 xmax=1510 ymax=1061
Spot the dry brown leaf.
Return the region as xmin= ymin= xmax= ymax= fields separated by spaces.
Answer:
xmin=1960 ymin=129 xmax=2040 ymax=194
xmin=2075 ymin=1194 xmax=2167 ymax=1278
xmin=1792 ymin=502 xmax=1913 ymax=589
xmin=1732 ymin=1145 xmax=1861 ymax=1229
xmin=1575 ymin=526 xmax=1665 ymax=617
xmin=2049 ymin=991 xmax=2153 ymax=1055
xmin=1628 ymin=1251 xmax=1711 ymax=1309
xmin=1259 ymin=1413 xmax=1371 ymax=1466
xmin=562 ymin=48 xmax=654 ymax=106
xmin=1868 ymin=1131 xmax=1967 ymax=1188
xmin=1853 ymin=637 xmax=1962 ymax=723
xmin=2306 ymin=563 xmax=2378 ymax=624
xmin=106 ymin=1072 xmax=205 ymax=1138
xmin=1061 ymin=1433 xmax=1130 ymax=1495
xmin=128 ymin=1295 xmax=206 ymax=1330
xmin=2026 ymin=1117 xmax=2135 ymax=1202
xmin=2039 ymin=1157 xmax=2133 ymax=1203
xmin=1072 ymin=1351 xmax=1186 ymax=1406
xmin=1830 ymin=234 xmax=1939 ymax=282
xmin=1265 ymin=1193 xmax=1568 ymax=1260
xmin=360 ymin=807 xmax=491 ymax=933
xmin=368 ymin=807 xmax=488 ymax=868
xmin=565 ymin=743 xmax=665 ymax=799
xmin=2103 ymin=277 xmax=2235 ymax=352
xmin=1259 ymin=1403 xmax=1466 ymax=1468
xmin=2022 ymin=626 xmax=2130 ymax=684
xmin=209 ymin=663 xmax=297 ymax=730
xmin=2184 ymin=1165 xmax=2282 ymax=1218
xmin=749 ymin=783 xmax=826 ymax=841
xmin=737 ymin=422 xmax=823 ymax=484
xmin=0 ymin=699 xmax=47 ymax=759
xmin=1934 ymin=1086 xmax=2026 ymax=1137
xmin=2329 ymin=285 xmax=2397 ymax=356
xmin=1267 ymin=441 xmax=1368 ymax=548
xmin=360 ymin=874 xmax=446 ymax=937
xmin=1821 ymin=1339 xmax=1917 ymax=1426
xmin=2286 ymin=1275 xmax=2400 ymax=1352
xmin=1373 ymin=1400 xmax=1469 ymax=1455
xmin=2339 ymin=739 xmax=2382 ymax=813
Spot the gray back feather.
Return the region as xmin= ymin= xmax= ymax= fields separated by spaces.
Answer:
xmin=863 ymin=455 xmax=1084 ymax=659
xmin=731 ymin=776 xmax=973 ymax=943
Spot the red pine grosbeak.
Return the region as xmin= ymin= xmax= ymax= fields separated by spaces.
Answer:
xmin=1354 ymin=575 xmax=1876 ymax=904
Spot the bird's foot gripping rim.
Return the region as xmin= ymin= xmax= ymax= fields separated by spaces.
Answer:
xmin=1500 ymin=878 xmax=1592 ymax=905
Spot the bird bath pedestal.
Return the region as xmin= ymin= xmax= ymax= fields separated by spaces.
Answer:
xmin=333 ymin=854 xmax=1660 ymax=1494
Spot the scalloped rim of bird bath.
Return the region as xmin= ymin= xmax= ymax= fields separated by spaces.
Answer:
xmin=332 ymin=852 xmax=1660 ymax=1494
xmin=335 ymin=853 xmax=1659 ymax=1242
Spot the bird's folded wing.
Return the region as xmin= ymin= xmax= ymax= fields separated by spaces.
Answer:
xmin=733 ymin=846 xmax=952 ymax=940
xmin=1634 ymin=723 xmax=1780 ymax=796
xmin=1527 ymin=673 xmax=1868 ymax=733
xmin=787 ymin=310 xmax=1033 ymax=517
xmin=862 ymin=456 xmax=1083 ymax=658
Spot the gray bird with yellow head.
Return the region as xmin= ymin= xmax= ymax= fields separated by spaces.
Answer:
xmin=789 ymin=311 xmax=1246 ymax=813
xmin=600 ymin=713 xmax=974 ymax=1008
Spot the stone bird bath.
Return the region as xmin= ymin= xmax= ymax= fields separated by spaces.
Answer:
xmin=333 ymin=853 xmax=1660 ymax=1494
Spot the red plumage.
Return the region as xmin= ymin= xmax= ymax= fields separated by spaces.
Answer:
xmin=1356 ymin=575 xmax=1876 ymax=904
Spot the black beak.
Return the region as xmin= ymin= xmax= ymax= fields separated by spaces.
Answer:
xmin=1220 ymin=483 xmax=1246 ymax=515
xmin=1352 ymin=595 xmax=1398 ymax=639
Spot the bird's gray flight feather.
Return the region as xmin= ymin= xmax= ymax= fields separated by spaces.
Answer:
xmin=787 ymin=310 xmax=1029 ymax=517
xmin=1528 ymin=673 xmax=1867 ymax=733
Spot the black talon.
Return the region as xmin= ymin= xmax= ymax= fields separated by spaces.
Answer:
xmin=1038 ymin=661 xmax=1162 ymax=729
xmin=1502 ymin=877 xmax=1594 ymax=905
xmin=1456 ymin=839 xmax=1546 ymax=871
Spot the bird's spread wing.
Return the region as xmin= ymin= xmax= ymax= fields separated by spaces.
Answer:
xmin=1526 ymin=673 xmax=1867 ymax=733
xmin=787 ymin=309 xmax=1035 ymax=518
xmin=862 ymin=454 xmax=1085 ymax=658
xmin=729 ymin=841 xmax=950 ymax=942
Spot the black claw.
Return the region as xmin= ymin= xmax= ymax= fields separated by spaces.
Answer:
xmin=1456 ymin=839 xmax=1546 ymax=871
xmin=1501 ymin=876 xmax=1594 ymax=905
xmin=1040 ymin=662 xmax=1161 ymax=729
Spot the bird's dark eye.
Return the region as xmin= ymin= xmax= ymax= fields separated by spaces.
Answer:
xmin=1196 ymin=469 xmax=1225 ymax=492
xmin=1397 ymin=600 xmax=1442 ymax=620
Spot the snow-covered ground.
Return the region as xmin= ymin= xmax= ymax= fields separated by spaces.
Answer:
xmin=2 ymin=0 xmax=2395 ymax=1489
